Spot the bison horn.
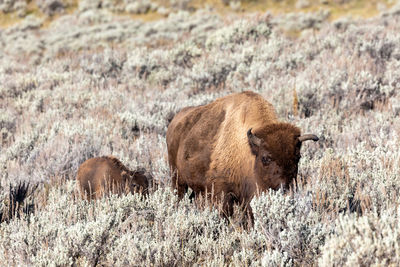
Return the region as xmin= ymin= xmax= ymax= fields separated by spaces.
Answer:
xmin=298 ymin=134 xmax=319 ymax=142
xmin=247 ymin=128 xmax=262 ymax=147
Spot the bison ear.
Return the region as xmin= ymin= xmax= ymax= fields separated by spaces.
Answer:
xmin=121 ymin=171 xmax=130 ymax=181
xmin=247 ymin=128 xmax=262 ymax=156
xmin=133 ymin=168 xmax=146 ymax=176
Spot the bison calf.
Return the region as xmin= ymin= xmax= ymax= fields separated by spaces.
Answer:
xmin=166 ymin=91 xmax=318 ymax=225
xmin=76 ymin=156 xmax=149 ymax=200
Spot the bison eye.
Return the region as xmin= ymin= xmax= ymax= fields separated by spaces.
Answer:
xmin=261 ymin=156 xmax=271 ymax=166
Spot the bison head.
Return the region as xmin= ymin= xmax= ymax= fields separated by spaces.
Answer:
xmin=247 ymin=124 xmax=318 ymax=191
xmin=122 ymin=169 xmax=150 ymax=194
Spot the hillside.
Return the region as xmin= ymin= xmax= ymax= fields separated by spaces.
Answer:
xmin=1 ymin=0 xmax=400 ymax=265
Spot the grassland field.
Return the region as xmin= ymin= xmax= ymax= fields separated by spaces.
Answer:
xmin=1 ymin=0 xmax=400 ymax=266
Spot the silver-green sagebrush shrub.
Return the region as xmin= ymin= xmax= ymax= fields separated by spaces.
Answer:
xmin=205 ymin=16 xmax=271 ymax=50
xmin=319 ymin=208 xmax=400 ymax=266
xmin=252 ymin=190 xmax=329 ymax=266
xmin=0 ymin=182 xmax=247 ymax=266
xmin=1 ymin=3 xmax=400 ymax=266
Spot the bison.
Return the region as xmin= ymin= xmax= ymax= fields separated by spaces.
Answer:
xmin=76 ymin=156 xmax=150 ymax=200
xmin=166 ymin=91 xmax=318 ymax=224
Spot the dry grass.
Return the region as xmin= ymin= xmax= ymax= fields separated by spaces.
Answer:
xmin=1 ymin=0 xmax=395 ymax=28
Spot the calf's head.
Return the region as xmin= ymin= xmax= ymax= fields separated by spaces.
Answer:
xmin=247 ymin=124 xmax=318 ymax=191
xmin=122 ymin=168 xmax=150 ymax=195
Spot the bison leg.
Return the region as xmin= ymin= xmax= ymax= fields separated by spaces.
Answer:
xmin=205 ymin=180 xmax=238 ymax=221
xmin=221 ymin=193 xmax=256 ymax=230
xmin=221 ymin=191 xmax=237 ymax=219
xmin=241 ymin=203 xmax=254 ymax=229
xmin=207 ymin=180 xmax=255 ymax=228
xmin=171 ymin=172 xmax=188 ymax=199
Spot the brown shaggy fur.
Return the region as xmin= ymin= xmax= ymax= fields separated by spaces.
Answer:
xmin=166 ymin=91 xmax=317 ymax=225
xmin=76 ymin=156 xmax=149 ymax=200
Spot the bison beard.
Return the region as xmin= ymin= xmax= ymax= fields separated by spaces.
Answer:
xmin=166 ymin=91 xmax=318 ymax=227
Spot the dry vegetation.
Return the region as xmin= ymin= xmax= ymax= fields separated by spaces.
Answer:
xmin=1 ymin=0 xmax=400 ymax=266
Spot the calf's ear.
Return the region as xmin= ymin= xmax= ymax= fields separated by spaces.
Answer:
xmin=247 ymin=128 xmax=261 ymax=156
xmin=121 ymin=171 xmax=130 ymax=181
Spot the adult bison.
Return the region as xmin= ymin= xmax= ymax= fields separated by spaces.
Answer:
xmin=76 ymin=156 xmax=149 ymax=200
xmin=166 ymin=91 xmax=318 ymax=223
